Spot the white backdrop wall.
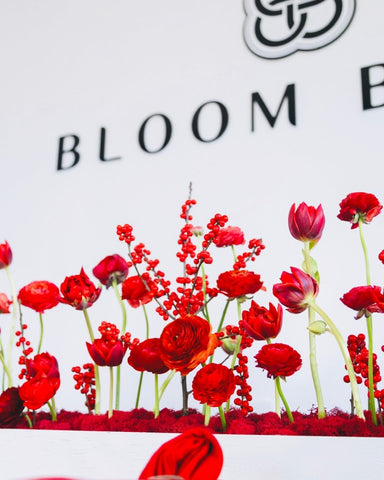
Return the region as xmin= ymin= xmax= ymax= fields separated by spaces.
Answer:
xmin=1 ymin=0 xmax=384 ymax=415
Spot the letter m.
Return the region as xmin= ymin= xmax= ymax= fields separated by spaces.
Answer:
xmin=251 ymin=84 xmax=296 ymax=131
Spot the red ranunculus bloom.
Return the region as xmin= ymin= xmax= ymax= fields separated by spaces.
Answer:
xmin=0 ymin=387 xmax=24 ymax=425
xmin=288 ymin=202 xmax=325 ymax=243
xmin=18 ymin=280 xmax=60 ymax=313
xmin=0 ymin=293 xmax=12 ymax=314
xmin=19 ymin=352 xmax=60 ymax=410
xmin=214 ymin=226 xmax=245 ymax=247
xmin=192 ymin=363 xmax=236 ymax=407
xmin=340 ymin=285 xmax=384 ymax=319
xmin=379 ymin=250 xmax=384 ymax=265
xmin=255 ymin=343 xmax=302 ymax=378
xmin=87 ymin=338 xmax=127 ymax=367
xmin=242 ymin=300 xmax=283 ymax=341
xmin=92 ymin=254 xmax=129 ymax=288
xmin=121 ymin=274 xmax=156 ymax=308
xmin=216 ymin=270 xmax=263 ymax=299
xmin=128 ymin=338 xmax=169 ymax=374
xmin=59 ymin=268 xmax=101 ymax=310
xmin=139 ymin=427 xmax=223 ymax=480
xmin=0 ymin=241 xmax=12 ymax=269
xmin=159 ymin=315 xmax=219 ymax=376
xmin=273 ymin=267 xmax=318 ymax=314
xmin=337 ymin=192 xmax=382 ymax=229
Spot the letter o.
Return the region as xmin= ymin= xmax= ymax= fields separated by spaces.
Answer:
xmin=138 ymin=114 xmax=172 ymax=153
xmin=192 ymin=101 xmax=229 ymax=142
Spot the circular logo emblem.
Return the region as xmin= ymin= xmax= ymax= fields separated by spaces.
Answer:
xmin=243 ymin=0 xmax=356 ymax=59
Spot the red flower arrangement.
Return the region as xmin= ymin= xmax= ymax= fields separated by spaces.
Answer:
xmin=2 ymin=190 xmax=384 ymax=437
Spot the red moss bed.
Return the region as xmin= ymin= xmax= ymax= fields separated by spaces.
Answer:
xmin=3 ymin=408 xmax=384 ymax=436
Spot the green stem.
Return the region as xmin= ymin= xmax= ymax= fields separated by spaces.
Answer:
xmin=218 ymin=404 xmax=227 ymax=431
xmin=47 ymin=397 xmax=57 ymax=422
xmin=24 ymin=413 xmax=33 ymax=429
xmin=5 ymin=266 xmax=18 ymax=384
xmin=303 ymin=242 xmax=325 ymax=419
xmin=274 ymin=379 xmax=281 ymax=417
xmin=308 ymin=300 xmax=365 ymax=420
xmin=135 ymin=371 xmax=144 ymax=408
xmin=0 ymin=347 xmax=12 ymax=387
xmin=82 ymin=309 xmax=100 ymax=414
xmin=358 ymin=220 xmax=376 ymax=424
xmin=37 ymin=313 xmax=44 ymax=355
xmin=154 ymin=373 xmax=159 ymax=418
xmin=158 ymin=369 xmax=176 ymax=401
xmin=275 ymin=376 xmax=294 ymax=423
xmin=231 ymin=245 xmax=237 ymax=263
xmin=142 ymin=304 xmax=150 ymax=339
xmin=82 ymin=309 xmax=95 ymax=342
xmin=108 ymin=366 xmax=114 ymax=419
xmin=112 ymin=280 xmax=127 ymax=411
xmin=226 ymin=300 xmax=243 ymax=412
xmin=204 ymin=405 xmax=211 ymax=426
xmin=216 ymin=299 xmax=230 ymax=333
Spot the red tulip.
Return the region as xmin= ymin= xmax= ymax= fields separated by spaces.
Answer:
xmin=92 ymin=254 xmax=129 ymax=288
xmin=60 ymin=268 xmax=101 ymax=310
xmin=128 ymin=338 xmax=169 ymax=374
xmin=273 ymin=267 xmax=318 ymax=314
xmin=242 ymin=301 xmax=283 ymax=340
xmin=337 ymin=192 xmax=382 ymax=229
xmin=0 ymin=241 xmax=12 ymax=269
xmin=18 ymin=280 xmax=60 ymax=313
xmin=340 ymin=285 xmax=384 ymax=319
xmin=86 ymin=338 xmax=127 ymax=367
xmin=288 ymin=202 xmax=325 ymax=243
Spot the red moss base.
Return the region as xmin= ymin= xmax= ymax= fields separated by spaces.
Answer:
xmin=3 ymin=408 xmax=384 ymax=436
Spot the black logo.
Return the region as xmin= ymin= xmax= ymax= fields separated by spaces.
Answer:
xmin=243 ymin=0 xmax=356 ymax=59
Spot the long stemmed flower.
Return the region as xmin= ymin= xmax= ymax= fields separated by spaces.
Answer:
xmin=273 ymin=267 xmax=365 ymax=420
xmin=288 ymin=202 xmax=326 ymax=419
xmin=337 ymin=192 xmax=383 ymax=425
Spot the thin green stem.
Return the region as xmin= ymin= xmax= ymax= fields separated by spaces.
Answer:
xmin=112 ymin=280 xmax=127 ymax=411
xmin=226 ymin=300 xmax=243 ymax=412
xmin=204 ymin=405 xmax=211 ymax=426
xmin=0 ymin=347 xmax=12 ymax=387
xmin=275 ymin=376 xmax=294 ymax=423
xmin=24 ymin=413 xmax=33 ymax=429
xmin=154 ymin=373 xmax=159 ymax=418
xmin=231 ymin=245 xmax=237 ymax=263
xmin=142 ymin=304 xmax=149 ymax=339
xmin=82 ymin=309 xmax=95 ymax=342
xmin=308 ymin=300 xmax=364 ymax=419
xmin=108 ymin=366 xmax=114 ymax=419
xmin=82 ymin=309 xmax=100 ymax=414
xmin=135 ymin=371 xmax=144 ymax=408
xmin=303 ymin=242 xmax=325 ymax=419
xmin=218 ymin=404 xmax=227 ymax=431
xmin=158 ymin=370 xmax=176 ymax=401
xmin=216 ymin=299 xmax=230 ymax=333
xmin=47 ymin=398 xmax=57 ymax=422
xmin=274 ymin=379 xmax=281 ymax=417
xmin=358 ymin=220 xmax=376 ymax=424
xmin=6 ymin=266 xmax=18 ymax=383
xmin=37 ymin=313 xmax=44 ymax=355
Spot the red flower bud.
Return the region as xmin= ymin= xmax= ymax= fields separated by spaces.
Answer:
xmin=86 ymin=338 xmax=127 ymax=367
xmin=0 ymin=241 xmax=12 ymax=269
xmin=59 ymin=268 xmax=101 ymax=310
xmin=337 ymin=192 xmax=382 ymax=229
xmin=255 ymin=343 xmax=302 ymax=378
xmin=288 ymin=203 xmax=325 ymax=243
xmin=92 ymin=254 xmax=129 ymax=288
xmin=273 ymin=267 xmax=318 ymax=314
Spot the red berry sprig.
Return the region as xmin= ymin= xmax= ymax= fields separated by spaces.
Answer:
xmin=72 ymin=363 xmax=96 ymax=412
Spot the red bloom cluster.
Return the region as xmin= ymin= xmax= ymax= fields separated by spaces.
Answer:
xmin=159 ymin=315 xmax=219 ymax=376
xmin=340 ymin=285 xmax=384 ymax=319
xmin=18 ymin=280 xmax=60 ymax=313
xmin=19 ymin=353 xmax=60 ymax=410
xmin=217 ymin=270 xmax=263 ymax=299
xmin=92 ymin=254 xmax=129 ymax=288
xmin=60 ymin=268 xmax=101 ymax=310
xmin=241 ymin=301 xmax=282 ymax=341
xmin=273 ymin=267 xmax=318 ymax=314
xmin=192 ymin=363 xmax=236 ymax=407
xmin=128 ymin=338 xmax=169 ymax=374
xmin=288 ymin=202 xmax=325 ymax=243
xmin=337 ymin=192 xmax=382 ymax=229
xmin=139 ymin=427 xmax=223 ymax=480
xmin=255 ymin=343 xmax=302 ymax=378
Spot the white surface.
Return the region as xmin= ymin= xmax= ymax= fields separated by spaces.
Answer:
xmin=1 ymin=429 xmax=384 ymax=480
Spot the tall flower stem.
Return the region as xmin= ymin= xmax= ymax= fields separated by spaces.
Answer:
xmin=47 ymin=397 xmax=57 ymax=422
xmin=6 ymin=266 xmax=18 ymax=383
xmin=181 ymin=375 xmax=188 ymax=414
xmin=218 ymin=405 xmax=227 ymax=431
xmin=225 ymin=299 xmax=242 ymax=412
xmin=0 ymin=346 xmax=12 ymax=388
xmin=112 ymin=279 xmax=127 ymax=411
xmin=204 ymin=405 xmax=211 ymax=426
xmin=303 ymin=242 xmax=325 ymax=419
xmin=358 ymin=220 xmax=377 ymax=425
xmin=82 ymin=309 xmax=101 ymax=415
xmin=134 ymin=304 xmax=150 ymax=409
xmin=266 ymin=338 xmax=281 ymax=417
xmin=307 ymin=300 xmax=365 ymax=420
xmin=158 ymin=369 xmax=176 ymax=401
xmin=108 ymin=366 xmax=114 ymax=419
xmin=154 ymin=373 xmax=159 ymax=418
xmin=275 ymin=376 xmax=293 ymax=423
xmin=37 ymin=313 xmax=44 ymax=355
